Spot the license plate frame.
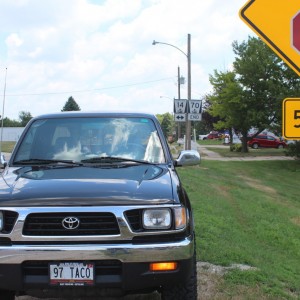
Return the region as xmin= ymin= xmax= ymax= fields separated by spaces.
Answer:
xmin=49 ymin=262 xmax=95 ymax=286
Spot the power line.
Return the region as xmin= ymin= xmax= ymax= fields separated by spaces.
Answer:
xmin=3 ymin=77 xmax=175 ymax=97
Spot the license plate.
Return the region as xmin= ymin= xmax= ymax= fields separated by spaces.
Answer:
xmin=49 ymin=262 xmax=94 ymax=286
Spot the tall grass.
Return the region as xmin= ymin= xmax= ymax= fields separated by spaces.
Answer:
xmin=178 ymin=160 xmax=300 ymax=299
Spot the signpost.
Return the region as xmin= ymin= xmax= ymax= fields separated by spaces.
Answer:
xmin=174 ymin=99 xmax=187 ymax=114
xmin=188 ymin=100 xmax=202 ymax=121
xmin=174 ymin=99 xmax=187 ymax=122
xmin=174 ymin=113 xmax=186 ymax=122
xmin=239 ymin=0 xmax=300 ymax=76
xmin=173 ymin=99 xmax=202 ymax=122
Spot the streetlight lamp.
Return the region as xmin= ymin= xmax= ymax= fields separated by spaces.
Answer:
xmin=152 ymin=34 xmax=192 ymax=150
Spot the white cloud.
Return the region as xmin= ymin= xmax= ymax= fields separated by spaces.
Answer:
xmin=0 ymin=0 xmax=253 ymax=120
xmin=5 ymin=33 xmax=23 ymax=47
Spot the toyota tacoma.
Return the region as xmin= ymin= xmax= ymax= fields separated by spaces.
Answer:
xmin=0 ymin=112 xmax=200 ymax=299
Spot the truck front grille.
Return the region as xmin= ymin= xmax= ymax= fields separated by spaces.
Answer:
xmin=23 ymin=212 xmax=120 ymax=236
xmin=124 ymin=209 xmax=142 ymax=232
xmin=1 ymin=211 xmax=18 ymax=234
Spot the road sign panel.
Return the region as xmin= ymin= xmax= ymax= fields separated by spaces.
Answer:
xmin=188 ymin=100 xmax=202 ymax=114
xmin=188 ymin=114 xmax=202 ymax=121
xmin=282 ymin=98 xmax=300 ymax=139
xmin=292 ymin=11 xmax=300 ymax=53
xmin=174 ymin=113 xmax=186 ymax=122
xmin=174 ymin=99 xmax=187 ymax=114
xmin=240 ymin=0 xmax=300 ymax=76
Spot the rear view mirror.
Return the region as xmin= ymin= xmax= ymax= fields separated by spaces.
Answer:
xmin=175 ymin=150 xmax=200 ymax=167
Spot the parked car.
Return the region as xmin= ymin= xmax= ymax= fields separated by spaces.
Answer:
xmin=199 ymin=134 xmax=209 ymax=140
xmin=199 ymin=132 xmax=221 ymax=140
xmin=0 ymin=112 xmax=200 ymax=300
xmin=247 ymin=134 xmax=287 ymax=149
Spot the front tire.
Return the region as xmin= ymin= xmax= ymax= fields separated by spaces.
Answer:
xmin=160 ymin=252 xmax=197 ymax=300
xmin=252 ymin=143 xmax=259 ymax=149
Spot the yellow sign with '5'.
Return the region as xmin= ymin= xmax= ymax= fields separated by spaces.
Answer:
xmin=283 ymin=98 xmax=300 ymax=140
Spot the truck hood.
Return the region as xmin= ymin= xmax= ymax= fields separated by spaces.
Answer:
xmin=0 ymin=165 xmax=174 ymax=206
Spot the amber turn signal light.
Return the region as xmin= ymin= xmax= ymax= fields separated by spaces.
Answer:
xmin=149 ymin=262 xmax=178 ymax=272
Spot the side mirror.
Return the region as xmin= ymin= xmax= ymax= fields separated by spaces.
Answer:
xmin=175 ymin=150 xmax=200 ymax=167
xmin=0 ymin=153 xmax=7 ymax=169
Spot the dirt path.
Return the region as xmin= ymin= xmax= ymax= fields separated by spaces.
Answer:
xmin=197 ymin=144 xmax=294 ymax=161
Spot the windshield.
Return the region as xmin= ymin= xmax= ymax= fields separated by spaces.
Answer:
xmin=14 ymin=117 xmax=166 ymax=164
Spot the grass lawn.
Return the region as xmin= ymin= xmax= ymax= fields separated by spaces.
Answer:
xmin=178 ymin=160 xmax=300 ymax=299
xmin=0 ymin=141 xmax=16 ymax=153
xmin=197 ymin=139 xmax=289 ymax=157
xmin=198 ymin=139 xmax=224 ymax=146
xmin=208 ymin=146 xmax=288 ymax=157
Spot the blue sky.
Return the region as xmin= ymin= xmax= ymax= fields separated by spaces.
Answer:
xmin=0 ymin=0 xmax=253 ymax=120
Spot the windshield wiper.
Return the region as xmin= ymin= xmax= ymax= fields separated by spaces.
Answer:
xmin=14 ymin=158 xmax=83 ymax=166
xmin=81 ymin=156 xmax=153 ymax=165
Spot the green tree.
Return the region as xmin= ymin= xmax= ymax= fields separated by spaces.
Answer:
xmin=19 ymin=111 xmax=32 ymax=127
xmin=193 ymin=95 xmax=219 ymax=135
xmin=157 ymin=113 xmax=175 ymax=139
xmin=208 ymin=70 xmax=246 ymax=148
xmin=61 ymin=96 xmax=81 ymax=112
xmin=2 ymin=117 xmax=20 ymax=127
xmin=208 ymin=36 xmax=300 ymax=152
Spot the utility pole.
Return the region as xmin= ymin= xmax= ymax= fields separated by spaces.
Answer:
xmin=185 ymin=33 xmax=192 ymax=150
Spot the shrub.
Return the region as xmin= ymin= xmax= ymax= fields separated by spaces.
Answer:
xmin=285 ymin=142 xmax=300 ymax=159
xmin=230 ymin=143 xmax=242 ymax=152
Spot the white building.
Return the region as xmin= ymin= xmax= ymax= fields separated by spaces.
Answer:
xmin=1 ymin=127 xmax=25 ymax=141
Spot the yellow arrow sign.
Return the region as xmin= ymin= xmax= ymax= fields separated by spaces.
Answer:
xmin=240 ymin=0 xmax=300 ymax=76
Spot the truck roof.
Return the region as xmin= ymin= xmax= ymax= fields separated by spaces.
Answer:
xmin=32 ymin=111 xmax=157 ymax=120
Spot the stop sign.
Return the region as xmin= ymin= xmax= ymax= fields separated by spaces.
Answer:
xmin=292 ymin=11 xmax=300 ymax=53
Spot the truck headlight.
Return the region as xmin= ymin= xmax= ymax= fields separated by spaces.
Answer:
xmin=0 ymin=212 xmax=3 ymax=231
xmin=143 ymin=209 xmax=171 ymax=230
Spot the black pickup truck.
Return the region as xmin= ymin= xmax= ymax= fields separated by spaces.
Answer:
xmin=0 ymin=112 xmax=200 ymax=299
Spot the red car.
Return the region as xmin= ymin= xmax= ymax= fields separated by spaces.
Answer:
xmin=203 ymin=132 xmax=221 ymax=140
xmin=247 ymin=134 xmax=287 ymax=149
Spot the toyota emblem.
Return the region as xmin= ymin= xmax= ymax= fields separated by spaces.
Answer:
xmin=62 ymin=216 xmax=80 ymax=230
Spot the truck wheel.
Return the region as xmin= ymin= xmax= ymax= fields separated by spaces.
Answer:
xmin=0 ymin=290 xmax=15 ymax=300
xmin=160 ymin=253 xmax=197 ymax=300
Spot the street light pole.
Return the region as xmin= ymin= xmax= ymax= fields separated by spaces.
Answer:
xmin=187 ymin=33 xmax=191 ymax=150
xmin=152 ymin=34 xmax=192 ymax=150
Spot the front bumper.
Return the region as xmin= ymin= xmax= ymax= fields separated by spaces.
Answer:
xmin=0 ymin=237 xmax=193 ymax=263
xmin=0 ymin=237 xmax=194 ymax=293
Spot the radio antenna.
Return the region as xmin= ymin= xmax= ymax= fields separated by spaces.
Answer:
xmin=0 ymin=67 xmax=7 ymax=161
